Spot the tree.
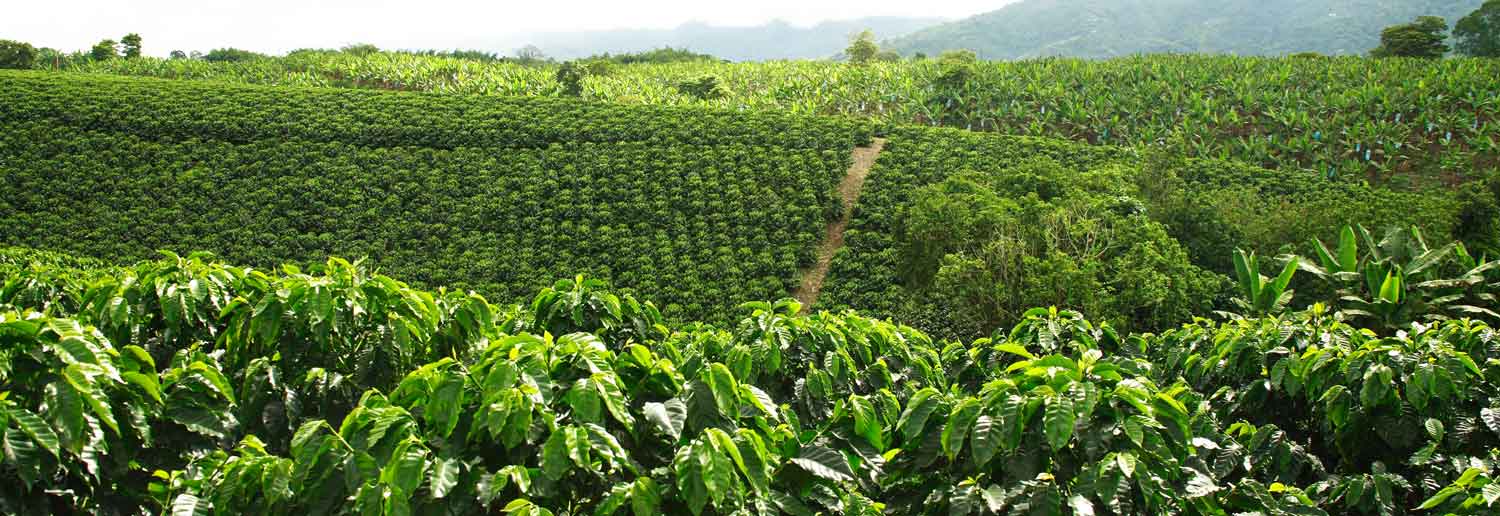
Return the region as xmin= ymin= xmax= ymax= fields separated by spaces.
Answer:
xmin=934 ymin=49 xmax=979 ymax=90
xmin=120 ymin=33 xmax=142 ymax=58
xmin=515 ymin=44 xmax=547 ymax=63
xmin=1370 ymin=16 xmax=1450 ymax=58
xmin=340 ymin=43 xmax=379 ymax=56
xmin=0 ymin=39 xmax=36 ymax=69
xmin=169 ymin=50 xmax=187 ymax=59
xmin=90 ymin=39 xmax=119 ymax=61
xmin=845 ymin=30 xmax=879 ymax=64
xmin=556 ymin=61 xmax=609 ymax=96
xmin=202 ymin=48 xmax=265 ymax=62
xmin=1454 ymin=0 xmax=1500 ymax=57
xmin=676 ymin=75 xmax=729 ymax=100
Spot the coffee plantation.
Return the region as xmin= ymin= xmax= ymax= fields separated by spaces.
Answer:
xmin=1 ymin=249 xmax=1498 ymax=515
xmin=57 ymin=52 xmax=1500 ymax=187
xmin=0 ymin=71 xmax=874 ymax=324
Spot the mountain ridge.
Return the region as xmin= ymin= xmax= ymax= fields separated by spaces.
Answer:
xmin=528 ymin=16 xmax=945 ymax=61
xmin=886 ymin=0 xmax=1484 ymax=59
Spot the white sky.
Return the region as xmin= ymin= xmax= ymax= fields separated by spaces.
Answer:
xmin=1 ymin=1 xmax=1012 ymax=56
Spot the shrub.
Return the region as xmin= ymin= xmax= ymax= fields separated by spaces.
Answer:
xmin=675 ymin=75 xmax=729 ymax=101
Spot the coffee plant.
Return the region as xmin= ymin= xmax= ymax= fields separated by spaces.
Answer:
xmin=2 ymin=249 xmax=1499 ymax=515
xmin=0 ymin=71 xmax=876 ymax=324
xmin=56 ymin=53 xmax=1500 ymax=186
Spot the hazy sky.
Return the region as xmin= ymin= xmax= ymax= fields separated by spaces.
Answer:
xmin=2 ymin=1 xmax=1011 ymax=56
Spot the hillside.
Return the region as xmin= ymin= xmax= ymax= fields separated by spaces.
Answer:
xmin=6 ymin=49 xmax=1500 ymax=515
xmin=1 ymin=70 xmax=1475 ymax=338
xmin=67 ymin=54 xmax=1500 ymax=190
xmin=887 ymin=0 xmax=1485 ymax=58
xmin=0 ymin=71 xmax=874 ymax=323
xmin=531 ymin=17 xmax=945 ymax=61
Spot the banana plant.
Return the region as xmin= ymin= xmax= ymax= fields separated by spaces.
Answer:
xmin=1295 ymin=225 xmax=1499 ymax=332
xmin=1228 ymin=248 xmax=1298 ymax=317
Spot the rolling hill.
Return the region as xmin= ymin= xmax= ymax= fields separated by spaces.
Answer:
xmin=886 ymin=0 xmax=1485 ymax=58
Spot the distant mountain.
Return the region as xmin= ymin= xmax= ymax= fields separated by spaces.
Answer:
xmin=886 ymin=0 xmax=1484 ymax=59
xmin=529 ymin=17 xmax=945 ymax=62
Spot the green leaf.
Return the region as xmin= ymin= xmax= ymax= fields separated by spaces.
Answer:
xmin=789 ymin=444 xmax=853 ymax=483
xmin=565 ymin=380 xmax=603 ymax=423
xmin=643 ymin=399 xmax=686 ymax=440
xmin=1457 ymin=467 xmax=1484 ymax=488
xmin=1183 ymin=468 xmax=1219 ymax=498
xmin=171 ymin=493 xmax=211 ymax=516
xmin=1068 ymin=494 xmax=1095 ymax=516
xmin=1337 ymin=226 xmax=1359 ymax=270
xmin=703 ymin=363 xmax=739 ymax=418
xmin=732 ymin=430 xmax=773 ymax=494
xmin=992 ymin=343 xmax=1035 ymax=360
xmin=1417 ymin=485 xmax=1464 ymax=510
xmin=630 ymin=477 xmax=662 ymax=516
xmin=3 ymin=426 xmax=46 ymax=487
xmin=740 ymin=384 xmax=779 ymax=421
xmin=1361 ymin=364 xmax=1393 ymax=407
xmin=1044 ymin=394 xmax=1075 ymax=451
xmin=1123 ymin=416 xmax=1144 ymax=447
xmin=6 ymin=406 xmax=60 ymax=460
xmin=1378 ymin=270 xmax=1402 ymax=305
xmin=46 ymin=382 xmax=86 ymax=451
xmin=942 ymin=398 xmax=981 ymax=460
xmin=593 ymin=374 xmax=634 ymax=432
xmin=996 ymin=394 xmax=1026 ymax=452
xmin=381 ymin=439 xmax=429 ymax=497
xmin=1482 ymin=482 xmax=1500 ymax=506
xmin=54 ymin=335 xmax=102 ymax=366
xmin=896 ymin=388 xmax=941 ymax=445
xmin=698 ymin=434 xmax=735 ymax=505
xmin=64 ymin=366 xmax=120 ymax=435
xmin=849 ymin=394 xmax=884 ymax=450
xmin=427 ymin=374 xmax=464 ymax=439
xmin=971 ymin=415 xmax=999 ymax=468
xmin=596 ymin=482 xmax=631 ymax=515
xmin=673 ymin=443 xmax=710 ymax=515
xmin=1423 ymin=418 xmax=1444 ymax=442
xmin=1481 ymin=408 xmax=1500 ymax=437
xmin=1116 ymin=452 xmax=1137 ymax=479
xmin=123 ymin=372 xmax=163 ymax=404
xmin=541 ymin=429 xmax=571 ymax=480
xmin=188 ymin=361 xmax=237 ymax=404
xmin=1259 ymin=259 xmax=1298 ymax=310
xmin=1233 ymin=249 xmax=1259 ymax=303
xmin=428 ymin=456 xmax=460 ymax=499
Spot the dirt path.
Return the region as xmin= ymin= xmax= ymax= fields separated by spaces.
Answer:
xmin=793 ymin=138 xmax=886 ymax=312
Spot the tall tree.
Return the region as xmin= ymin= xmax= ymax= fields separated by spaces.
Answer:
xmin=845 ymin=30 xmax=879 ymax=64
xmin=0 ymin=39 xmax=36 ymax=69
xmin=120 ymin=33 xmax=142 ymax=58
xmin=515 ymin=44 xmax=547 ymax=63
xmin=1454 ymin=0 xmax=1500 ymax=57
xmin=90 ymin=39 xmax=119 ymax=61
xmin=1370 ymin=16 xmax=1450 ymax=58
